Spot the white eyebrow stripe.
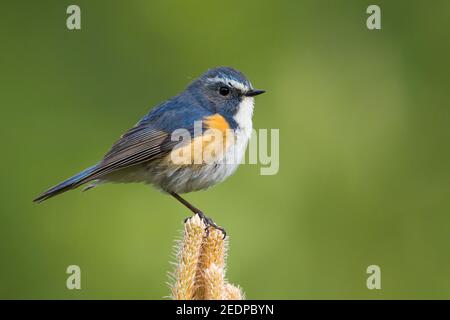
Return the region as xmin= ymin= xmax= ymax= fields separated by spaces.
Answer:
xmin=206 ymin=76 xmax=249 ymax=92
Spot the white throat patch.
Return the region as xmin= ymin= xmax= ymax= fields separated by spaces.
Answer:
xmin=233 ymin=97 xmax=254 ymax=139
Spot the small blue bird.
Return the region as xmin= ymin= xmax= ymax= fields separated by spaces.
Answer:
xmin=34 ymin=67 xmax=265 ymax=235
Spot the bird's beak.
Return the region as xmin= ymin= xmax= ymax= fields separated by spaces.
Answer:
xmin=245 ymin=89 xmax=266 ymax=97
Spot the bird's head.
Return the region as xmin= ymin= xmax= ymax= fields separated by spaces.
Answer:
xmin=187 ymin=67 xmax=265 ymax=126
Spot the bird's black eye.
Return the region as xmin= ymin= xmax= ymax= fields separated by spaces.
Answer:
xmin=219 ymin=86 xmax=230 ymax=96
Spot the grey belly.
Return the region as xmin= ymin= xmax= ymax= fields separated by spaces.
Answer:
xmin=103 ymin=159 xmax=240 ymax=194
xmin=145 ymin=160 xmax=240 ymax=194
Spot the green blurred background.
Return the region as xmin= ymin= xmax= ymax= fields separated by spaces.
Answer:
xmin=1 ymin=0 xmax=450 ymax=299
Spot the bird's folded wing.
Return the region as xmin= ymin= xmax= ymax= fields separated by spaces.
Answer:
xmin=81 ymin=124 xmax=177 ymax=183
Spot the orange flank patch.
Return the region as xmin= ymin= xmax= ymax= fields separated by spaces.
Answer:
xmin=203 ymin=114 xmax=230 ymax=133
xmin=202 ymin=114 xmax=233 ymax=161
xmin=169 ymin=114 xmax=236 ymax=165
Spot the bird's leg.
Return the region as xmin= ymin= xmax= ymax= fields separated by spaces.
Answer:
xmin=170 ymin=192 xmax=226 ymax=238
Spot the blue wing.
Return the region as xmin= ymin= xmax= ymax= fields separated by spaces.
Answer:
xmin=33 ymin=95 xmax=214 ymax=202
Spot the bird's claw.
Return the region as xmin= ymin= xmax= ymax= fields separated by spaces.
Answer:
xmin=184 ymin=212 xmax=226 ymax=239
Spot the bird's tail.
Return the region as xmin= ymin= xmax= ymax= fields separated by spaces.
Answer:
xmin=33 ymin=164 xmax=98 ymax=203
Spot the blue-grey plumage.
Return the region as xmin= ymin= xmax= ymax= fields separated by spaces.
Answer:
xmin=33 ymin=67 xmax=265 ymax=205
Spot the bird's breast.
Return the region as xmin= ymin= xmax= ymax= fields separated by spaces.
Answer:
xmin=146 ymin=117 xmax=251 ymax=193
